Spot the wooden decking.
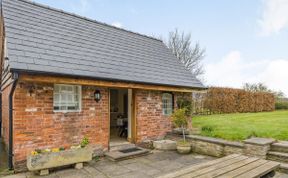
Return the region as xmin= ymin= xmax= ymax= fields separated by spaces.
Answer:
xmin=158 ymin=154 xmax=280 ymax=178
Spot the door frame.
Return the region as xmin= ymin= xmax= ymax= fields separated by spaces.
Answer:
xmin=129 ymin=89 xmax=137 ymax=143
xmin=108 ymin=88 xmax=137 ymax=147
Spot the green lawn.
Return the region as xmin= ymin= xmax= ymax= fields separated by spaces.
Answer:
xmin=192 ymin=110 xmax=288 ymax=141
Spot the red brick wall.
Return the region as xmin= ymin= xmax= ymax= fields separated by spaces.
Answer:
xmin=12 ymin=82 xmax=109 ymax=170
xmin=6 ymin=80 xmax=192 ymax=170
xmin=135 ymin=90 xmax=191 ymax=142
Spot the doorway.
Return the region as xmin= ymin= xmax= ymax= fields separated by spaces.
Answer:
xmin=109 ymin=88 xmax=133 ymax=146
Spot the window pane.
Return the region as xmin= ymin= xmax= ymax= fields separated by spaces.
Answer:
xmin=54 ymin=85 xmax=60 ymax=93
xmin=53 ymin=84 xmax=81 ymax=111
xmin=162 ymin=93 xmax=173 ymax=115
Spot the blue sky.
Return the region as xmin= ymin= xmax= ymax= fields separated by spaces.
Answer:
xmin=34 ymin=0 xmax=288 ymax=95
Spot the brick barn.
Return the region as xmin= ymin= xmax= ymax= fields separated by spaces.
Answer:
xmin=0 ymin=0 xmax=205 ymax=171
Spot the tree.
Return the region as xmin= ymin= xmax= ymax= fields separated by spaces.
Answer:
xmin=243 ymin=83 xmax=271 ymax=93
xmin=243 ymin=82 xmax=285 ymax=100
xmin=171 ymin=108 xmax=188 ymax=142
xmin=166 ymin=29 xmax=205 ymax=79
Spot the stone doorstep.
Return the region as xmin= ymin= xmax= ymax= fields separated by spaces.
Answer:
xmin=109 ymin=143 xmax=136 ymax=152
xmin=279 ymin=163 xmax=288 ymax=174
xmin=104 ymin=147 xmax=150 ymax=161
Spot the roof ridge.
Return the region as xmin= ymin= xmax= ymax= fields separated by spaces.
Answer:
xmin=11 ymin=0 xmax=163 ymax=43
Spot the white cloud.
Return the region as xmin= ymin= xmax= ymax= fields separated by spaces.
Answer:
xmin=258 ymin=0 xmax=288 ymax=36
xmin=205 ymin=50 xmax=288 ymax=96
xmin=111 ymin=22 xmax=123 ymax=28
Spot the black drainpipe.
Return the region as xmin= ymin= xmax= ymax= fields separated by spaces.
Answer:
xmin=0 ymin=92 xmax=2 ymax=138
xmin=8 ymin=72 xmax=18 ymax=170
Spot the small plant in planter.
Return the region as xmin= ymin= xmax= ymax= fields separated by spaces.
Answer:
xmin=171 ymin=108 xmax=191 ymax=154
xmin=80 ymin=136 xmax=89 ymax=148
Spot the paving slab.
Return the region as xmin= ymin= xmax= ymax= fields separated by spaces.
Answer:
xmin=94 ymin=164 xmax=131 ymax=177
xmin=82 ymin=166 xmax=107 ymax=178
xmin=5 ymin=150 xmax=288 ymax=178
xmin=0 ymin=174 xmax=26 ymax=178
xmin=112 ymin=171 xmax=151 ymax=178
xmin=122 ymin=162 xmax=161 ymax=176
xmin=55 ymin=169 xmax=91 ymax=178
xmin=151 ymin=160 xmax=185 ymax=173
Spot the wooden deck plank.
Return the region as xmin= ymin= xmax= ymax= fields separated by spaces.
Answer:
xmin=156 ymin=154 xmax=241 ymax=178
xmin=235 ymin=161 xmax=280 ymax=178
xmin=179 ymin=155 xmax=249 ymax=178
xmin=215 ymin=159 xmax=268 ymax=178
xmin=197 ymin=157 xmax=260 ymax=178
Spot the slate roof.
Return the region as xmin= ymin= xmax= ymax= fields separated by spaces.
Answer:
xmin=2 ymin=0 xmax=205 ymax=89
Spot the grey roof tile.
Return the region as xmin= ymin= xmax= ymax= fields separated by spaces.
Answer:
xmin=2 ymin=0 xmax=205 ymax=89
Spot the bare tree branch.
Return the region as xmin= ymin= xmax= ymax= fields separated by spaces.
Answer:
xmin=166 ymin=29 xmax=205 ymax=79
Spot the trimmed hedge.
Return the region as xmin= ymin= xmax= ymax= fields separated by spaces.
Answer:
xmin=275 ymin=102 xmax=288 ymax=110
xmin=204 ymin=87 xmax=275 ymax=113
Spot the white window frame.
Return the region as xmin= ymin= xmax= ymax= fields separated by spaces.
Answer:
xmin=162 ymin=93 xmax=173 ymax=116
xmin=53 ymin=84 xmax=82 ymax=112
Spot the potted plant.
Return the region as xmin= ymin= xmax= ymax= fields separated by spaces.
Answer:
xmin=171 ymin=108 xmax=191 ymax=154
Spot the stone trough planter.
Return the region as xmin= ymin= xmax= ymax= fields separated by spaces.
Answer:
xmin=177 ymin=144 xmax=191 ymax=154
xmin=27 ymin=147 xmax=93 ymax=175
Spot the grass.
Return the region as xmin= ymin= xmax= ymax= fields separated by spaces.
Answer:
xmin=192 ymin=110 xmax=288 ymax=141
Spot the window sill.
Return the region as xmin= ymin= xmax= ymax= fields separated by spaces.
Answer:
xmin=53 ymin=110 xmax=82 ymax=113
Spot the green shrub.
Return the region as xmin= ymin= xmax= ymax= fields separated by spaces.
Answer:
xmin=275 ymin=102 xmax=288 ymax=110
xmin=177 ymin=97 xmax=192 ymax=116
xmin=201 ymin=125 xmax=214 ymax=137
xmin=201 ymin=125 xmax=214 ymax=133
xmin=247 ymin=131 xmax=258 ymax=138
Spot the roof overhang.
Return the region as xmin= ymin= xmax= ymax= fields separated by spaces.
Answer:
xmin=15 ymin=70 xmax=207 ymax=93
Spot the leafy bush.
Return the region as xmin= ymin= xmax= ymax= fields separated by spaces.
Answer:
xmin=177 ymin=97 xmax=192 ymax=116
xmin=275 ymin=102 xmax=288 ymax=110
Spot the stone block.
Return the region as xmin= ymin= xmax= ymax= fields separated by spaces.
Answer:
xmin=153 ymin=140 xmax=177 ymax=151
xmin=39 ymin=169 xmax=49 ymax=176
xmin=74 ymin=163 xmax=83 ymax=169
xmin=224 ymin=145 xmax=244 ymax=155
xmin=244 ymin=138 xmax=276 ymax=145
xmin=243 ymin=137 xmax=275 ymax=159
xmin=192 ymin=140 xmax=224 ymax=157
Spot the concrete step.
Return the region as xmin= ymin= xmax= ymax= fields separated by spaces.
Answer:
xmin=279 ymin=163 xmax=288 ymax=174
xmin=109 ymin=142 xmax=136 ymax=152
xmin=267 ymin=151 xmax=288 ymax=164
xmin=271 ymin=141 xmax=288 ymax=153
xmin=105 ymin=147 xmax=150 ymax=161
